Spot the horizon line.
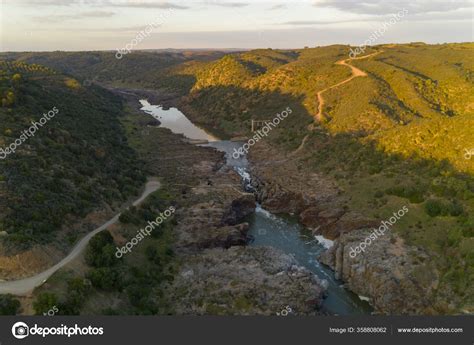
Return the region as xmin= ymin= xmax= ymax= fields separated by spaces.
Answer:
xmin=1 ymin=41 xmax=473 ymax=54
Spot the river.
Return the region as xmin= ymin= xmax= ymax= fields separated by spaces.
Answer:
xmin=141 ymin=101 xmax=372 ymax=315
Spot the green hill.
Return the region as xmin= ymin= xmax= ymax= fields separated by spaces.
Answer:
xmin=173 ymin=43 xmax=474 ymax=312
xmin=0 ymin=61 xmax=145 ymax=248
xmin=2 ymin=43 xmax=473 ymax=313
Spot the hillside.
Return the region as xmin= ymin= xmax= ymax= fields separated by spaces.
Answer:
xmin=2 ymin=50 xmax=226 ymax=93
xmin=0 ymin=61 xmax=146 ymax=249
xmin=173 ymin=43 xmax=474 ymax=313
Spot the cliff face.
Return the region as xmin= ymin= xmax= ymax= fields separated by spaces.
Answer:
xmin=167 ymin=159 xmax=327 ymax=315
xmin=319 ymin=229 xmax=439 ymax=315
xmin=248 ymin=142 xmax=441 ymax=315
xmin=249 ymin=143 xmax=376 ymax=240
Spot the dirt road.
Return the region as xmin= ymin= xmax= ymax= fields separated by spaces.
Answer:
xmin=0 ymin=180 xmax=160 ymax=295
xmin=315 ymin=51 xmax=380 ymax=122
xmin=291 ymin=51 xmax=381 ymax=156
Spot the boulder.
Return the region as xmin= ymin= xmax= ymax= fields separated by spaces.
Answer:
xmin=221 ymin=193 xmax=256 ymax=225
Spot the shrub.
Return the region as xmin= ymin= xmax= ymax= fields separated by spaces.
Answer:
xmin=425 ymin=199 xmax=464 ymax=217
xmin=85 ymin=231 xmax=117 ymax=268
xmin=0 ymin=294 xmax=21 ymax=315
xmin=386 ymin=185 xmax=425 ymax=203
xmin=448 ymin=200 xmax=464 ymax=217
xmin=374 ymin=190 xmax=384 ymax=198
xmin=33 ymin=292 xmax=57 ymax=315
xmin=86 ymin=267 xmax=122 ymax=291
xmin=424 ymin=199 xmax=445 ymax=217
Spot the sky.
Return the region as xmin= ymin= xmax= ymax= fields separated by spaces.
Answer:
xmin=0 ymin=0 xmax=473 ymax=51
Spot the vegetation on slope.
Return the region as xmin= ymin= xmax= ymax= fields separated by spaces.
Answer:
xmin=0 ymin=61 xmax=145 ymax=248
xmin=2 ymin=50 xmax=226 ymax=93
xmin=174 ymin=43 xmax=474 ymax=313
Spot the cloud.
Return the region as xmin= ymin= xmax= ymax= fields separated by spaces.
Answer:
xmin=5 ymin=0 xmax=188 ymax=9
xmin=4 ymin=0 xmax=80 ymax=5
xmin=205 ymin=1 xmax=249 ymax=8
xmin=268 ymin=4 xmax=287 ymax=10
xmin=108 ymin=1 xmax=188 ymax=9
xmin=33 ymin=10 xmax=115 ymax=22
xmin=312 ymin=0 xmax=473 ymax=15
xmin=57 ymin=25 xmax=163 ymax=32
xmin=281 ymin=19 xmax=367 ymax=26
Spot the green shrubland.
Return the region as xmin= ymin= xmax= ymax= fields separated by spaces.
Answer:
xmin=0 ymin=61 xmax=146 ymax=248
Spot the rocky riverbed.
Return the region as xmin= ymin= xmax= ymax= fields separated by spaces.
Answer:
xmin=163 ymin=146 xmax=327 ymax=315
xmin=248 ymin=141 xmax=440 ymax=315
xmin=125 ymin=99 xmax=328 ymax=315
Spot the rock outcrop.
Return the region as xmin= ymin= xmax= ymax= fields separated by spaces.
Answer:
xmin=300 ymin=206 xmax=378 ymax=239
xmin=248 ymin=141 xmax=443 ymax=315
xmin=145 ymin=133 xmax=328 ymax=315
xmin=249 ymin=145 xmax=375 ymax=239
xmin=319 ymin=228 xmax=439 ymax=314
xmin=170 ymin=246 xmax=327 ymax=315
xmin=221 ymin=194 xmax=256 ymax=225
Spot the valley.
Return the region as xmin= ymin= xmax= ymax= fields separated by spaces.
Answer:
xmin=0 ymin=43 xmax=472 ymax=316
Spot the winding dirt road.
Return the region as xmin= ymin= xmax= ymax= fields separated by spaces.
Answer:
xmin=291 ymin=51 xmax=380 ymax=156
xmin=0 ymin=180 xmax=161 ymax=295
xmin=315 ymin=51 xmax=380 ymax=122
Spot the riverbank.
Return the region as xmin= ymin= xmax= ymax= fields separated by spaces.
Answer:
xmin=127 ymin=92 xmax=444 ymax=315
xmin=124 ymin=99 xmax=330 ymax=315
xmin=247 ymin=140 xmax=442 ymax=314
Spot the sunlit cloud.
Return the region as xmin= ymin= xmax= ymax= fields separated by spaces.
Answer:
xmin=312 ymin=0 xmax=473 ymax=15
xmin=33 ymin=10 xmax=116 ymax=22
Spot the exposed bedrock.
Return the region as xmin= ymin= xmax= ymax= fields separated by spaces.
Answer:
xmin=319 ymin=229 xmax=439 ymax=315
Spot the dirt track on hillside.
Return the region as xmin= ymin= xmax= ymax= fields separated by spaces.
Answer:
xmin=291 ymin=51 xmax=381 ymax=156
xmin=0 ymin=180 xmax=160 ymax=295
xmin=314 ymin=51 xmax=380 ymax=122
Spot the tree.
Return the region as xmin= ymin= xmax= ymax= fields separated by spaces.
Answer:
xmin=4 ymin=91 xmax=15 ymax=106
xmin=86 ymin=267 xmax=122 ymax=291
xmin=145 ymin=245 xmax=161 ymax=266
xmin=85 ymin=231 xmax=117 ymax=267
xmin=60 ymin=278 xmax=92 ymax=315
xmin=0 ymin=294 xmax=20 ymax=315
xmin=33 ymin=292 xmax=57 ymax=315
xmin=12 ymin=73 xmax=21 ymax=85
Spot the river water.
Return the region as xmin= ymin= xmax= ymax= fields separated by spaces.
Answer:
xmin=141 ymin=102 xmax=372 ymax=315
xmin=140 ymin=100 xmax=218 ymax=142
